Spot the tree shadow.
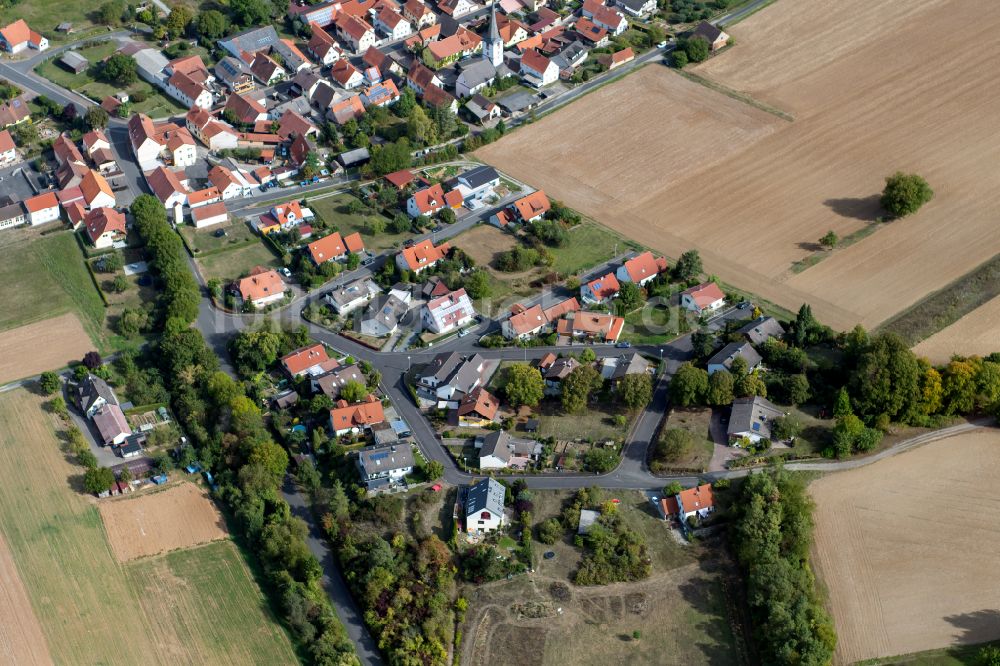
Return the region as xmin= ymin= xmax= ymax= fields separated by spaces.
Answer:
xmin=823 ymin=195 xmax=883 ymax=221
xmin=944 ymin=609 xmax=1000 ymax=644
xmin=797 ymin=241 xmax=824 ymax=252
xmin=677 ymin=576 xmax=745 ymax=665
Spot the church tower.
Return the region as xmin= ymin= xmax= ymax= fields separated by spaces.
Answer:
xmin=484 ymin=1 xmax=503 ymax=67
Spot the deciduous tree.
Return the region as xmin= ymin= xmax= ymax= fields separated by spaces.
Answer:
xmin=881 ymin=172 xmax=933 ymax=218
xmin=503 ymin=363 xmax=544 ymax=407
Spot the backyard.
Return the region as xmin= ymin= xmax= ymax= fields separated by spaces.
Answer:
xmin=195 ymin=241 xmax=282 ymax=283
xmin=308 ymin=192 xmax=409 ymax=251
xmin=655 ymin=407 xmax=715 ymax=473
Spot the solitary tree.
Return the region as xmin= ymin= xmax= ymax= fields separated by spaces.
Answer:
xmin=195 ymin=9 xmax=228 ymax=40
xmin=83 ymin=467 xmax=116 ymax=494
xmin=85 ymin=106 xmax=109 ymax=130
xmin=38 ymin=371 xmax=61 ymax=395
xmin=503 ymin=363 xmax=544 ymax=407
xmin=819 ymin=230 xmax=838 ymax=249
xmin=672 ymin=250 xmax=703 ymax=282
xmin=618 ymin=373 xmax=653 ymax=410
xmin=616 ymin=280 xmax=644 ymax=314
xmin=561 ymin=364 xmax=601 ymax=414
xmin=102 ymin=53 xmax=138 ymax=85
xmin=881 ymin=172 xmax=933 ymax=218
xmin=672 ymin=50 xmax=688 ymax=69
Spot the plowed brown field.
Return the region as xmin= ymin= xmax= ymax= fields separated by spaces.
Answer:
xmin=810 ymin=429 xmax=1000 ymax=663
xmin=479 ymin=0 xmax=1000 ymax=330
xmin=0 ymin=313 xmax=91 ymax=384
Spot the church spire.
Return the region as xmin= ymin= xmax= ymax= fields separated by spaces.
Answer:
xmin=484 ymin=1 xmax=503 ymax=67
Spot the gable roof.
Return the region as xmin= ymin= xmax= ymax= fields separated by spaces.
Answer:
xmin=224 ymin=93 xmax=267 ymax=124
xmin=466 ymin=477 xmax=505 ymax=517
xmin=146 ymin=166 xmax=188 ymax=203
xmin=399 ymin=238 xmax=450 ymax=270
xmin=384 ymin=168 xmax=415 ymax=189
xmin=737 ymin=316 xmax=785 ymax=345
xmin=281 ymin=343 xmax=331 ymax=376
xmin=79 ymin=374 xmax=118 ymax=413
xmin=727 ymin=395 xmax=783 ymax=440
xmin=0 ymin=96 xmax=29 ymax=126
xmin=80 ymin=170 xmax=113 ymax=205
xmin=512 ymin=189 xmax=550 ymax=219
xmin=520 ymin=47 xmax=552 ymax=75
xmin=344 ymin=232 xmax=365 ymax=253
xmin=357 ymin=441 xmax=413 ymax=472
xmin=24 ymin=192 xmax=59 ymax=213
xmin=276 ymin=109 xmax=318 ymax=140
xmin=237 ymin=267 xmax=286 ymax=302
xmin=574 ymin=16 xmax=607 ymax=43
xmin=677 ymin=483 xmax=714 ymax=514
xmin=707 ymin=341 xmax=763 ymax=371
xmin=585 ymin=272 xmax=619 ymax=300
xmin=621 ymin=251 xmax=667 ymax=282
xmin=85 ymin=207 xmax=125 ymax=242
xmin=191 ymin=201 xmax=228 ymax=223
xmin=692 ymin=20 xmax=725 ymax=43
xmin=308 ymin=232 xmax=347 ymax=263
xmin=330 ymin=58 xmax=362 ymax=86
xmin=330 ymin=394 xmax=385 ymax=430
xmin=457 ymin=386 xmax=499 ymax=420
xmin=682 ymin=281 xmax=725 ymax=308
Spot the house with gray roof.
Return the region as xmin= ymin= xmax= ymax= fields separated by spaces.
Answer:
xmin=737 ymin=316 xmax=785 ymax=346
xmin=418 ymin=352 xmax=493 ymax=401
xmin=478 ymin=430 xmax=542 ymax=470
xmin=707 ymin=342 xmax=763 ymax=375
xmin=551 ymin=42 xmax=588 ymax=74
xmin=356 ymin=442 xmax=414 ymax=491
xmin=219 ymin=26 xmax=280 ymax=60
xmin=727 ymin=396 xmax=784 ymax=445
xmin=313 ymin=364 xmax=365 ymax=399
xmin=465 ymin=477 xmax=506 ymax=533
xmin=360 ymin=290 xmax=410 ymax=337
xmin=131 ymin=47 xmax=169 ymax=85
xmin=78 ymin=374 xmax=119 ymax=419
xmin=600 ymin=351 xmax=650 ymax=383
xmin=215 ymin=56 xmax=254 ymax=93
xmin=325 ymin=277 xmax=380 ymax=315
xmin=455 ymin=59 xmax=511 ymax=99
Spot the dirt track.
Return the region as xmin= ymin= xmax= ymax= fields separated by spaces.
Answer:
xmin=0 ymin=533 xmax=52 ymax=665
xmin=810 ymin=429 xmax=1000 ymax=663
xmin=99 ymin=482 xmax=228 ymax=562
xmin=912 ymin=295 xmax=1000 ymax=363
xmin=0 ymin=313 xmax=91 ymax=384
xmin=479 ymin=0 xmax=1000 ymax=330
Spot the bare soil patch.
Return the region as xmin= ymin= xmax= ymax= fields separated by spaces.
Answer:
xmin=452 ymin=224 xmax=519 ymax=268
xmin=99 ymin=482 xmax=228 ymax=562
xmin=810 ymin=429 xmax=1000 ymax=663
xmin=0 ymin=313 xmax=91 ymax=384
xmin=0 ymin=533 xmax=52 ymax=666
xmin=912 ymin=295 xmax=1000 ymax=364
xmin=480 ymin=0 xmax=1000 ymax=330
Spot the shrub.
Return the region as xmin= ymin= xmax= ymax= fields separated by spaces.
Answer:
xmin=537 ymin=517 xmax=562 ymax=544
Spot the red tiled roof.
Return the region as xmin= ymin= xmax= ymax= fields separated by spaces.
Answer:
xmin=344 ymin=232 xmax=365 ymax=253
xmin=621 ymin=251 xmax=666 ymax=283
xmin=308 ymin=232 xmax=347 ymax=263
xmin=281 ymin=343 xmax=330 ymax=376
xmin=678 ymin=483 xmax=714 ymax=513
xmin=410 ymin=182 xmax=448 ymax=214
xmin=512 ymin=190 xmax=550 ymax=220
xmin=398 ymin=238 xmax=449 ymax=271
xmin=384 ymin=169 xmax=414 ymax=189
xmin=80 ymin=170 xmax=114 ymax=206
xmin=237 ymin=267 xmax=286 ymax=302
xmin=329 ymin=394 xmax=385 ymax=430
xmin=585 ymin=272 xmax=620 ymax=301
xmin=191 ymin=201 xmax=228 ymax=223
xmin=457 ymin=387 xmax=498 ymax=420
xmin=85 ymin=207 xmax=125 ymax=243
xmin=520 ymin=48 xmax=551 ymax=75
xmin=682 ymin=282 xmax=725 ymax=308
xmin=25 ymin=192 xmax=58 ymax=213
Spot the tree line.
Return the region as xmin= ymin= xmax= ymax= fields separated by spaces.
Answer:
xmin=131 ymin=196 xmax=358 ymax=665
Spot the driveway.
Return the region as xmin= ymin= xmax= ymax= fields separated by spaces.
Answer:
xmin=708 ymin=408 xmax=743 ymax=472
xmin=63 ymin=384 xmax=122 ymax=468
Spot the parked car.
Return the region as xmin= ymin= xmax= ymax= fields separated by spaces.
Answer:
xmin=280 ymin=267 xmax=292 ymax=278
xmin=615 ymin=341 xmax=631 ymax=348
xmin=404 ymin=239 xmax=416 ymax=248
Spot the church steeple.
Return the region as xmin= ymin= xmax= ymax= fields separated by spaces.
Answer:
xmin=484 ymin=1 xmax=503 ymax=67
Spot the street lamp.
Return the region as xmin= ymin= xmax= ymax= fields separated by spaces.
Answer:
xmin=407 ymin=355 xmax=411 ymax=371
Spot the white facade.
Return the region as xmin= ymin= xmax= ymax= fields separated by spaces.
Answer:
xmin=28 ymin=205 xmax=59 ymax=226
xmin=681 ymin=293 xmax=724 ymax=314
xmin=86 ymin=190 xmax=116 ymax=210
xmin=466 ymin=506 xmax=503 ymax=532
xmin=422 ymin=290 xmax=476 ymax=334
xmin=171 ymin=143 xmax=197 ymax=168
xmin=133 ymin=137 xmax=161 ymax=168
xmin=0 ymin=145 xmax=16 ymax=165
xmin=522 ymin=60 xmax=558 ymax=87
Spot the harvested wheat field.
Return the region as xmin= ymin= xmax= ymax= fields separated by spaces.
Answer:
xmin=0 ymin=313 xmax=91 ymax=384
xmin=99 ymin=482 xmax=228 ymax=562
xmin=0 ymin=533 xmax=52 ymax=666
xmin=479 ymin=0 xmax=1000 ymax=330
xmin=912 ymin=296 xmax=1000 ymax=364
xmin=810 ymin=429 xmax=1000 ymax=663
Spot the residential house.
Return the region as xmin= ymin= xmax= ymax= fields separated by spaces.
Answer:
xmin=580 ymin=272 xmax=620 ymax=304
xmin=0 ymin=96 xmax=29 ymax=127
xmin=308 ymin=22 xmax=343 ymax=65
xmin=406 ymin=182 xmax=462 ymax=218
xmin=406 ymin=62 xmax=442 ymax=96
xmin=0 ymin=19 xmax=47 ymax=53
xmin=361 ymin=79 xmax=400 ymax=107
xmin=373 ymin=7 xmax=413 ymax=40
xmin=680 ymin=281 xmax=725 ymax=314
xmin=258 ymin=199 xmax=313 ymax=233
xmin=80 ymin=170 xmax=115 ymax=209
xmin=0 ymin=129 xmax=16 ymax=166
xmin=330 ymin=58 xmax=364 ymax=89
xmin=223 ymin=93 xmax=269 ymax=126
xmin=396 ymin=238 xmax=451 ymax=274
xmin=557 ymin=311 xmax=624 ymax=342
xmin=187 ymin=186 xmax=222 ymax=210
xmin=335 ymin=13 xmax=377 ymax=52
xmin=427 ymin=27 xmax=482 ymax=66
xmin=215 ymin=56 xmax=255 ymax=93
xmin=438 ymin=0 xmax=478 ymax=17
xmin=707 ymin=342 xmax=763 ymax=375
xmin=79 ymin=374 xmax=118 ymax=418
xmin=307 ymin=232 xmax=349 ymax=264
xmin=127 ymin=113 xmax=197 ymax=169
xmin=403 ymin=0 xmax=437 ymax=28
xmin=737 ymin=316 xmax=785 ymax=345
xmin=24 ymin=192 xmax=60 ymax=225
xmin=250 ymin=53 xmax=286 ymax=85
xmin=519 ymin=48 xmax=558 ymax=86
xmin=208 ymin=164 xmax=254 ymax=199
xmin=501 ymin=296 xmax=579 ymax=340
xmin=418 ymin=352 xmax=491 ymax=401
xmin=478 ymin=430 xmax=542 ymax=469
xmin=540 ymin=355 xmax=578 ymax=395
xmin=447 ymin=165 xmax=499 ymax=204
xmin=191 ymin=201 xmax=229 ymax=228
xmin=511 ymin=189 xmax=550 ymax=222
xmin=422 ymin=287 xmax=476 ymax=334
xmin=235 ymin=266 xmax=287 ymax=308
xmin=456 ymin=387 xmax=499 ymax=427
xmin=465 ymin=94 xmax=500 ymax=123
xmin=360 ymin=287 xmax=412 ymax=337
xmin=325 ymin=278 xmax=381 ymax=315
xmin=0 ymin=201 xmax=26 ymax=229
xmin=145 ymin=166 xmax=189 ymax=210
xmin=495 ymin=12 xmax=529 ymax=46
xmin=274 ymin=38 xmax=312 ymax=72
xmin=600 ymin=351 xmax=651 ymax=383
xmin=288 ymin=0 xmax=339 ymax=27
xmin=581 ymin=0 xmax=628 ymax=35
xmin=727 ymin=395 xmax=784 ymax=445
xmin=314 ymin=363 xmax=365 ymax=399
xmin=330 ymin=394 xmax=386 ymax=435
xmin=163 ymin=55 xmax=215 ymax=109
xmin=691 ymin=20 xmax=729 ymax=51
xmin=219 ymin=26 xmax=280 ymax=60
xmin=384 ymin=168 xmax=417 ymax=191
xmin=84 ymin=207 xmax=126 ymax=249
xmin=465 ymin=477 xmax=506 ymax=533
xmin=661 ymin=483 xmax=715 ymax=522
xmin=552 ymin=41 xmax=589 ymax=76
xmin=454 ymin=58 xmax=502 ymax=98
xmin=275 ymin=109 xmax=319 ymax=142
xmin=597 ymin=46 xmax=634 ymax=69
xmin=281 ymin=343 xmax=338 ymax=378
xmin=82 ymin=129 xmax=110 ymax=156
xmin=616 ymin=0 xmax=655 ymax=16
xmin=93 ymin=404 xmax=132 ymax=447
xmin=355 ymin=441 xmax=413 ymax=490
xmin=615 ymin=251 xmax=668 ymax=287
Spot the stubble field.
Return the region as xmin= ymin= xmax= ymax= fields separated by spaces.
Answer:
xmin=810 ymin=429 xmax=1000 ymax=663
xmin=0 ymin=389 xmax=297 ymax=664
xmin=0 ymin=313 xmax=92 ymax=384
xmin=912 ymin=295 xmax=1000 ymax=364
xmin=478 ymin=0 xmax=1000 ymax=331
xmin=99 ymin=482 xmax=228 ymax=562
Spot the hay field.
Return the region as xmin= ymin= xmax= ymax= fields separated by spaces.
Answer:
xmin=99 ymin=482 xmax=228 ymax=562
xmin=0 ymin=389 xmax=297 ymax=665
xmin=912 ymin=295 xmax=1000 ymax=364
xmin=479 ymin=0 xmax=1000 ymax=330
xmin=0 ymin=313 xmax=92 ymax=384
xmin=810 ymin=429 xmax=1000 ymax=663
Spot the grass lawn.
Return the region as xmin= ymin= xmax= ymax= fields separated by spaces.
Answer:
xmin=622 ymin=302 xmax=680 ymax=345
xmin=0 ymin=5 xmax=109 ymax=43
xmin=551 ymin=221 xmax=642 ymax=276
xmin=180 ymin=219 xmax=259 ymax=256
xmin=855 ymin=641 xmax=1000 ymax=666
xmin=0 ymin=389 xmax=297 ymax=665
xmin=535 ymin=399 xmax=632 ymax=443
xmin=196 ymin=242 xmax=281 ymax=282
xmin=656 ymin=407 xmax=715 ymax=473
xmin=35 ymin=42 xmax=184 ymax=117
xmin=307 ymin=193 xmax=409 ymax=251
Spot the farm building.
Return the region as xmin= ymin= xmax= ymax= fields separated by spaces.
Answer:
xmin=59 ymin=51 xmax=88 ymax=74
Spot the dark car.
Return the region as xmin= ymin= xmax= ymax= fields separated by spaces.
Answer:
xmin=404 ymin=239 xmax=416 ymax=248
xmin=615 ymin=341 xmax=631 ymax=348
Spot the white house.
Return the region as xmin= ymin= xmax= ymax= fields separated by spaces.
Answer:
xmin=165 ymin=71 xmax=214 ymax=109
xmin=356 ymin=442 xmax=413 ymax=491
xmin=335 ymin=13 xmax=377 ymax=53
xmin=78 ymin=374 xmax=119 ymax=419
xmin=146 ymin=166 xmax=189 ymax=209
xmin=478 ymin=430 xmax=542 ymax=470
xmin=0 ymin=129 xmax=16 ymax=166
xmin=209 ymin=164 xmax=254 ymax=200
xmin=24 ymin=192 xmax=60 ymax=225
xmin=373 ymin=7 xmax=413 ymax=40
xmin=707 ymin=342 xmax=763 ymax=376
xmin=662 ymin=483 xmax=715 ymax=522
xmin=93 ymin=404 xmax=132 ymax=447
xmin=127 ymin=113 xmax=163 ymax=168
xmin=465 ymin=478 xmax=506 ymax=534
xmin=396 ymin=238 xmax=451 ymax=274
xmin=520 ymin=48 xmax=558 ymax=87
xmin=81 ymin=170 xmax=116 ymax=210
xmin=615 ymin=251 xmax=667 ymax=287
xmin=616 ymin=0 xmax=656 ymax=16
xmin=0 ymin=20 xmax=47 ymax=54
xmin=191 ymin=201 xmax=228 ymax=228
xmin=422 ymin=288 xmax=476 ymax=334
xmin=84 ymin=207 xmax=126 ymax=249
xmin=681 ymin=281 xmax=725 ymax=314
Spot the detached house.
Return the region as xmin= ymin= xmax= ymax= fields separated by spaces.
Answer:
xmin=308 ymin=22 xmax=343 ymax=65
xmin=84 ymin=207 xmax=126 ymax=249
xmin=406 ymin=182 xmax=462 ymax=218
xmin=373 ymin=7 xmax=413 ymax=40
xmin=707 ymin=342 xmax=762 ymax=376
xmin=396 ymin=238 xmax=451 ymax=274
xmin=235 ymin=266 xmax=287 ymax=308
xmin=511 ymin=190 xmax=550 ymax=222
xmin=209 ymin=164 xmax=254 ymax=199
xmin=616 ymin=0 xmax=656 ymax=16
xmin=738 ymin=316 xmax=785 ymax=345
xmin=330 ymin=58 xmax=365 ymax=89
xmin=164 ymin=55 xmax=215 ymax=109
xmin=330 ymin=394 xmax=386 ymax=435
xmin=215 ymin=56 xmax=255 ymax=94
xmin=438 ymin=0 xmax=479 ymax=18
xmin=0 ymin=19 xmax=47 ymax=54
xmin=557 ymin=311 xmax=624 ymax=342
xmin=478 ymin=430 xmax=542 ymax=470
xmin=464 ymin=478 xmax=506 ymax=534
xmin=24 ymin=192 xmax=60 ymax=226
xmin=418 ymin=352 xmax=491 ymax=402
xmin=681 ymin=281 xmax=725 ymax=314
xmin=145 ymin=166 xmax=189 ymax=210
xmin=616 ymin=251 xmax=668 ymax=287
xmin=403 ymin=0 xmax=437 ymax=28
xmin=727 ymin=395 xmax=784 ymax=445
xmin=581 ymin=0 xmax=628 ymax=35
xmin=661 ymin=483 xmax=715 ymax=522
xmin=308 ymin=230 xmax=365 ymax=264
xmin=356 ymin=441 xmax=413 ymax=491
xmin=580 ymin=272 xmax=619 ymax=304
xmin=281 ymin=343 xmax=338 ymax=378
xmin=422 ymin=287 xmax=476 ymax=334
xmin=0 ymin=129 xmax=16 ymax=166
xmin=361 ymin=288 xmax=411 ymax=337
xmin=691 ymin=20 xmax=730 ymax=51
xmin=325 ymin=277 xmax=381 ymax=315
xmin=79 ymin=374 xmax=118 ymax=418
xmin=456 ymin=387 xmax=499 ymax=427
xmin=520 ymin=48 xmax=558 ymax=87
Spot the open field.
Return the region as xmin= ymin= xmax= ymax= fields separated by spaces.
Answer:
xmin=0 ymin=389 xmax=297 ymax=664
xmin=0 ymin=313 xmax=91 ymax=383
xmin=912 ymin=295 xmax=1000 ymax=363
xmin=462 ymin=490 xmax=739 ymax=666
xmin=195 ymin=241 xmax=281 ymax=282
xmin=180 ymin=218 xmax=259 ymax=255
xmin=454 ymin=224 xmax=518 ymax=268
xmin=479 ymin=0 xmax=1000 ymax=331
xmin=99 ymin=482 xmax=228 ymax=562
xmin=0 ymin=533 xmax=51 ymax=665
xmin=309 ymin=193 xmax=408 ymax=251
xmin=810 ymin=429 xmax=1000 ymax=663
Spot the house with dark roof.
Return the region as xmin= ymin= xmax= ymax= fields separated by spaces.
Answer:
xmin=356 ymin=442 xmax=414 ymax=491
xmin=418 ymin=352 xmax=493 ymax=401
xmin=465 ymin=477 xmax=506 ymax=533
xmin=478 ymin=430 xmax=542 ymax=470
xmin=727 ymin=396 xmax=784 ymax=445
xmin=79 ymin=374 xmax=119 ymax=418
xmin=325 ymin=277 xmax=381 ymax=315
xmin=707 ymin=342 xmax=762 ymax=376
xmin=219 ymin=26 xmax=280 ymax=60
xmin=691 ymin=20 xmax=729 ymax=51
xmin=600 ymin=351 xmax=651 ymax=383
xmin=615 ymin=0 xmax=655 ymax=17
xmin=737 ymin=316 xmax=785 ymax=345
xmin=93 ymin=404 xmax=132 ymax=447
xmin=313 ymin=363 xmax=365 ymax=399
xmin=360 ymin=288 xmax=412 ymax=337
xmin=456 ymin=387 xmax=499 ymax=427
